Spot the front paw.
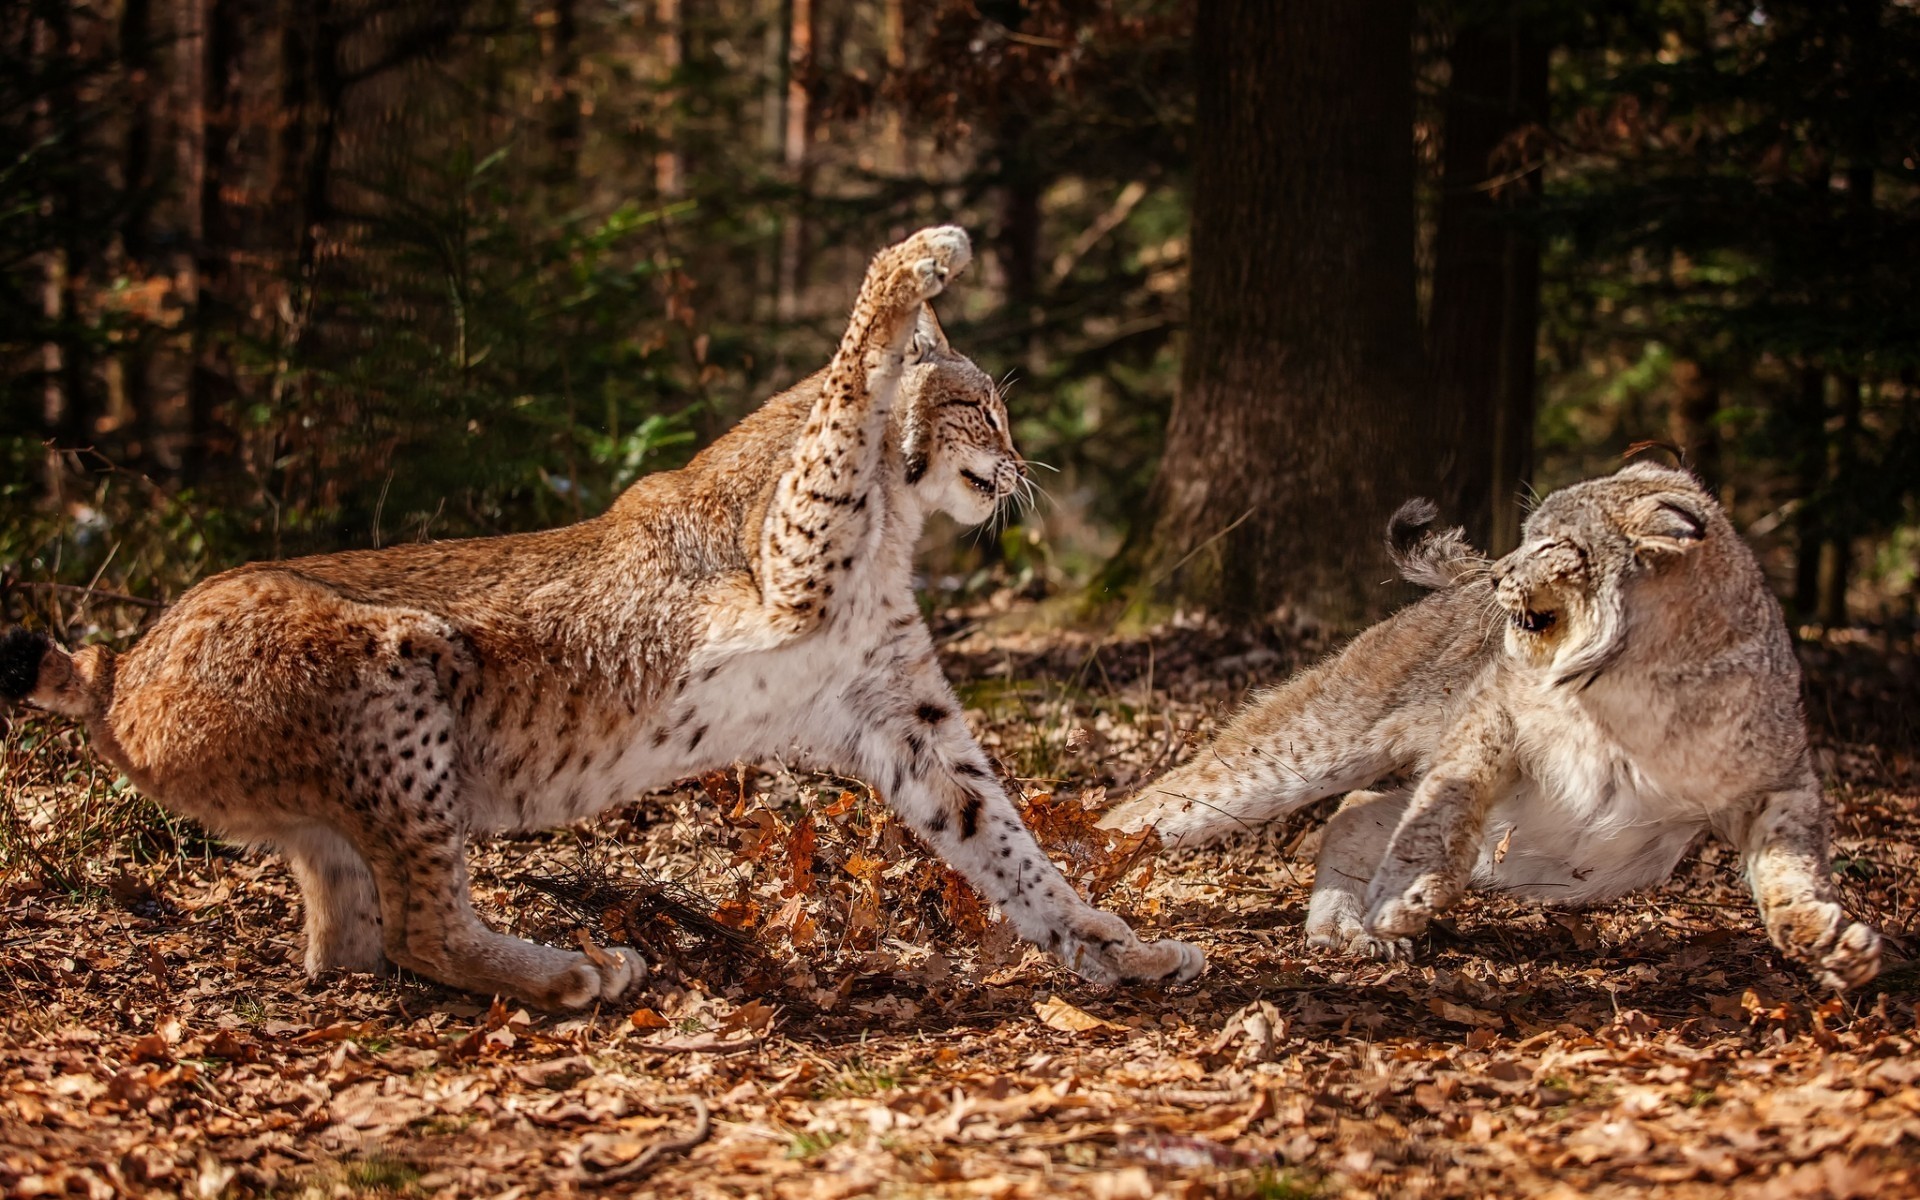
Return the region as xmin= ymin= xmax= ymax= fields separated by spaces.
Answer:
xmin=1818 ymin=922 xmax=1883 ymax=991
xmin=1306 ymin=914 xmax=1413 ymax=961
xmin=899 ymin=225 xmax=972 ymax=301
xmin=549 ymin=945 xmax=647 ymax=1010
xmin=1058 ymin=910 xmax=1205 ymax=986
xmin=1770 ymin=901 xmax=1882 ymax=991
xmin=1365 ymin=872 xmax=1456 ymax=940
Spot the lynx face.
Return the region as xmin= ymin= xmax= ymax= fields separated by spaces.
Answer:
xmin=1495 ymin=462 xmax=1713 ymax=682
xmin=900 ymin=352 xmax=1027 ymax=527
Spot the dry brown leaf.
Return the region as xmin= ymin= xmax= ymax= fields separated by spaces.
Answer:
xmin=1034 ymin=995 xmax=1128 ymax=1036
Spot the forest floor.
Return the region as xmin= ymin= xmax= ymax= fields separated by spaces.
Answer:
xmin=1 ymin=606 xmax=1917 ymax=1199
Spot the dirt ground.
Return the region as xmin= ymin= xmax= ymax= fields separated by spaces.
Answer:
xmin=2 ymin=611 xmax=1917 ymax=1199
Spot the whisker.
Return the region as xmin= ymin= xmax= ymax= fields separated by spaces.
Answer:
xmin=1022 ymin=458 xmax=1061 ymax=474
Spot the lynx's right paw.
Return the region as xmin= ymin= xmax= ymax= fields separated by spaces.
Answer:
xmin=1767 ymin=900 xmax=1883 ymax=992
xmin=1057 ymin=908 xmax=1205 ymax=986
xmin=546 ymin=945 xmax=647 ymax=1011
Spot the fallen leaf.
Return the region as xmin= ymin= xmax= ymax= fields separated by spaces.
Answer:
xmin=1034 ymin=995 xmax=1127 ymax=1035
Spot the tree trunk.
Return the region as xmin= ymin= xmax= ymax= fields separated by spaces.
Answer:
xmin=117 ymin=0 xmax=157 ymax=465
xmin=1426 ymin=8 xmax=1547 ymax=554
xmin=1789 ymin=366 xmax=1827 ymax=622
xmin=1110 ymin=0 xmax=1427 ymax=629
xmin=186 ymin=0 xmax=242 ymax=483
xmin=775 ymin=0 xmax=812 ymax=325
xmin=1820 ymin=372 xmax=1862 ymax=627
xmin=1667 ymin=358 xmax=1721 ymax=495
xmin=544 ymin=0 xmax=581 ymax=189
xmin=654 ymin=0 xmax=683 ymax=198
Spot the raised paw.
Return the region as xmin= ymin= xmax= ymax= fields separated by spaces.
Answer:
xmin=547 ymin=945 xmax=647 ymax=1011
xmin=894 ymin=225 xmax=972 ymax=304
xmin=1057 ymin=909 xmax=1205 ymax=986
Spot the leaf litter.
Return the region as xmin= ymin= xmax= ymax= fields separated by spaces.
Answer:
xmin=0 ymin=612 xmax=1915 ymax=1198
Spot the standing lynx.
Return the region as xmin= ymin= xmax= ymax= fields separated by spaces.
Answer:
xmin=3 ymin=226 xmax=1202 ymax=1009
xmin=1105 ymin=464 xmax=1880 ymax=991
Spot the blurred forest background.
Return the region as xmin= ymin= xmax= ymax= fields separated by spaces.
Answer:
xmin=3 ymin=0 xmax=1917 ymax=635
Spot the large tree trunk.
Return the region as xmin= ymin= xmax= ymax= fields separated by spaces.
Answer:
xmin=1426 ymin=9 xmax=1547 ymax=554
xmin=186 ymin=0 xmax=242 ymax=483
xmin=1667 ymin=358 xmax=1721 ymax=494
xmin=116 ymin=0 xmax=157 ymax=466
xmin=1111 ymin=0 xmax=1427 ymax=628
xmin=775 ymin=0 xmax=812 ymax=326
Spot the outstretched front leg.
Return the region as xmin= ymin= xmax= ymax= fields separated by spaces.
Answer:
xmin=1715 ymin=779 xmax=1882 ymax=991
xmin=757 ymin=226 xmax=972 ymax=633
xmin=1363 ymin=696 xmax=1516 ymax=940
xmin=837 ymin=637 xmax=1203 ymax=986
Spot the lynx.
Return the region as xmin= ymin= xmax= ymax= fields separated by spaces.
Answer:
xmin=2 ymin=226 xmax=1202 ymax=1009
xmin=1104 ymin=463 xmax=1881 ymax=991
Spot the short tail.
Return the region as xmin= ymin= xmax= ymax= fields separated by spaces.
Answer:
xmin=1387 ymin=499 xmax=1485 ymax=590
xmin=1 ymin=628 xmax=100 ymax=719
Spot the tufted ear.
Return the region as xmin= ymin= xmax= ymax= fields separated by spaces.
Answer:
xmin=1625 ymin=494 xmax=1707 ymax=557
xmin=906 ymin=303 xmax=950 ymax=364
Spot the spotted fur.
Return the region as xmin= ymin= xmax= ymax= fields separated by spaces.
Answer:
xmin=9 ymin=226 xmax=1202 ymax=1009
xmin=1105 ymin=463 xmax=1881 ymax=991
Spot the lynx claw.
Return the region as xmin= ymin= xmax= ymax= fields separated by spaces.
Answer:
xmin=1308 ymin=924 xmax=1413 ymax=962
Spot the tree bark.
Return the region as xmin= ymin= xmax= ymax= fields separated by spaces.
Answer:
xmin=1110 ymin=0 xmax=1427 ymax=628
xmin=186 ymin=0 xmax=242 ymax=483
xmin=1667 ymin=358 xmax=1721 ymax=495
xmin=1426 ymin=8 xmax=1547 ymax=554
xmin=775 ymin=0 xmax=812 ymax=325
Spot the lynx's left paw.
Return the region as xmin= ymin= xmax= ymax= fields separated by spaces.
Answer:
xmin=1058 ymin=909 xmax=1205 ymax=986
xmin=1306 ymin=913 xmax=1413 ymax=961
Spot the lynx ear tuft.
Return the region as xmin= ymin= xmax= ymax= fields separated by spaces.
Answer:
xmin=1627 ymin=496 xmax=1707 ymax=556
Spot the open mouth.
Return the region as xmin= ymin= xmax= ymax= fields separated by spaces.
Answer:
xmin=960 ymin=469 xmax=997 ymax=498
xmin=1512 ymin=608 xmax=1557 ymax=634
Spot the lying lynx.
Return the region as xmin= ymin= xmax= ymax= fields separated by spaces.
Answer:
xmin=2 ymin=225 xmax=1201 ymax=1009
xmin=1105 ymin=463 xmax=1881 ymax=991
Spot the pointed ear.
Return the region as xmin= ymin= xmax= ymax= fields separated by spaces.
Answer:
xmin=907 ymin=303 xmax=949 ymax=364
xmin=901 ymin=390 xmax=931 ymax=484
xmin=1626 ymin=494 xmax=1708 ymax=556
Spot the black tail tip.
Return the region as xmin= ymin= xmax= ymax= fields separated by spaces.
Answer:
xmin=0 ymin=628 xmax=50 ymax=703
xmin=1388 ymin=498 xmax=1441 ymax=553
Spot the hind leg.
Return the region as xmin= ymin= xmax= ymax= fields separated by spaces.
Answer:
xmin=337 ymin=650 xmax=642 ymax=1009
xmin=1305 ymin=789 xmax=1413 ymax=960
xmin=361 ymin=825 xmax=643 ymax=1010
xmin=280 ymin=824 xmax=385 ymax=976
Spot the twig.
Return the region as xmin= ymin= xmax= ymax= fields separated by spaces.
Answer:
xmin=576 ymin=1094 xmax=711 ymax=1187
xmin=9 ymin=582 xmax=166 ymax=610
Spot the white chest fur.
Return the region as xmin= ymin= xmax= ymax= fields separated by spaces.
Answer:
xmin=1475 ymin=677 xmax=1718 ymax=903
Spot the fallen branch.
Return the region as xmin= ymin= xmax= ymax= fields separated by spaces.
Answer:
xmin=9 ymin=581 xmax=166 ymax=609
xmin=575 ymin=1095 xmax=711 ymax=1187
